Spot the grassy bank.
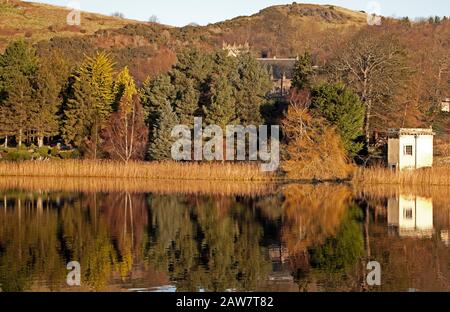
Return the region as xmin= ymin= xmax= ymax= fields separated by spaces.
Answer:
xmin=354 ymin=167 xmax=450 ymax=186
xmin=0 ymin=160 xmax=276 ymax=181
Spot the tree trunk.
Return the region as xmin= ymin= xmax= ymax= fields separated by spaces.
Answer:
xmin=18 ymin=129 xmax=23 ymax=147
xmin=364 ymin=99 xmax=372 ymax=147
xmin=38 ymin=135 xmax=44 ymax=148
xmin=4 ymin=135 xmax=7 ymax=148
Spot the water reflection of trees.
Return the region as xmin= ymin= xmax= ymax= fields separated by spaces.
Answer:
xmin=1 ymin=185 xmax=448 ymax=292
xmin=0 ymin=192 xmax=149 ymax=291
xmin=145 ymin=195 xmax=271 ymax=291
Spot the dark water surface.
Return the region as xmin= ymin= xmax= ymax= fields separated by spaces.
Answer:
xmin=0 ymin=183 xmax=449 ymax=292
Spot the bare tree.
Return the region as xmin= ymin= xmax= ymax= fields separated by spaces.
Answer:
xmin=102 ymin=95 xmax=148 ymax=162
xmin=331 ymin=27 xmax=410 ymax=148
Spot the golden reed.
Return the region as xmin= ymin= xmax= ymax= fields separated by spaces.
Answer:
xmin=0 ymin=176 xmax=278 ymax=196
xmin=0 ymin=160 xmax=276 ymax=181
xmin=354 ymin=166 xmax=450 ymax=186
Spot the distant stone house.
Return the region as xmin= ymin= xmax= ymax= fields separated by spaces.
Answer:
xmin=257 ymin=57 xmax=297 ymax=98
xmin=387 ymin=128 xmax=435 ymax=171
xmin=441 ymin=97 xmax=450 ymax=112
xmin=222 ymin=42 xmax=250 ymax=57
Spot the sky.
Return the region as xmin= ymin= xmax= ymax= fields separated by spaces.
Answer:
xmin=28 ymin=0 xmax=450 ymax=26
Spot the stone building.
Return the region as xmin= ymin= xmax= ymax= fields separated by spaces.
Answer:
xmin=222 ymin=41 xmax=250 ymax=57
xmin=257 ymin=57 xmax=297 ymax=98
xmin=441 ymin=97 xmax=450 ymax=112
xmin=387 ymin=128 xmax=435 ymax=171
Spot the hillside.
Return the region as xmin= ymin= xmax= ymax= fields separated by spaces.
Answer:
xmin=0 ymin=0 xmax=140 ymax=50
xmin=198 ymin=3 xmax=367 ymax=57
xmin=0 ymin=1 xmax=378 ymax=82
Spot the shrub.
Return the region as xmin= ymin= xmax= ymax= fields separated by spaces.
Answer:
xmin=58 ymin=150 xmax=81 ymax=159
xmin=4 ymin=149 xmax=33 ymax=161
xmin=37 ymin=146 xmax=51 ymax=158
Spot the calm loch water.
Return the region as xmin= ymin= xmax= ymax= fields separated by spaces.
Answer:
xmin=0 ymin=183 xmax=449 ymax=292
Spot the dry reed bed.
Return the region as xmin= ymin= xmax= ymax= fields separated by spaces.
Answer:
xmin=0 ymin=176 xmax=278 ymax=196
xmin=0 ymin=160 xmax=275 ymax=181
xmin=354 ymin=167 xmax=450 ymax=186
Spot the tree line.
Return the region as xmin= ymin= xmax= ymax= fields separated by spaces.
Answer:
xmin=0 ymin=42 xmax=272 ymax=161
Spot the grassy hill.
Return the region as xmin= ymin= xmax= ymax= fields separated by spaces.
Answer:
xmin=0 ymin=0 xmax=140 ymax=50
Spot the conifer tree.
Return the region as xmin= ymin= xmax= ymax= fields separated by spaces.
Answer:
xmin=291 ymin=52 xmax=314 ymax=91
xmin=235 ymin=52 xmax=272 ymax=125
xmin=148 ymin=102 xmax=179 ymax=160
xmin=63 ymin=52 xmax=115 ymax=158
xmin=0 ymin=40 xmax=38 ymax=147
xmin=203 ymin=74 xmax=238 ymax=128
xmin=2 ymin=70 xmax=33 ymax=147
xmin=172 ymin=71 xmax=199 ymax=127
xmin=140 ymin=74 xmax=174 ymax=126
xmin=32 ymin=60 xmax=61 ymax=147
xmin=310 ymin=83 xmax=365 ymax=156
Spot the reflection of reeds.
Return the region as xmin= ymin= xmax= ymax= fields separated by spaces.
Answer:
xmin=355 ymin=184 xmax=450 ymax=201
xmin=0 ymin=176 xmax=277 ymax=197
xmin=0 ymin=160 xmax=275 ymax=181
xmin=354 ymin=167 xmax=450 ymax=186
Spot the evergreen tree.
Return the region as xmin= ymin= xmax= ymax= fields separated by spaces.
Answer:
xmin=63 ymin=52 xmax=115 ymax=158
xmin=172 ymin=71 xmax=199 ymax=126
xmin=148 ymin=102 xmax=179 ymax=160
xmin=310 ymin=83 xmax=365 ymax=156
xmin=140 ymin=74 xmax=174 ymax=126
xmin=291 ymin=52 xmax=314 ymax=91
xmin=1 ymin=70 xmax=33 ymax=147
xmin=235 ymin=52 xmax=272 ymax=125
xmin=0 ymin=40 xmax=38 ymax=147
xmin=32 ymin=60 xmax=61 ymax=147
xmin=203 ymin=74 xmax=238 ymax=128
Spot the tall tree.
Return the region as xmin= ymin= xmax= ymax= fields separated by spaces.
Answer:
xmin=203 ymin=74 xmax=238 ymax=128
xmin=331 ymin=28 xmax=410 ymax=148
xmin=310 ymin=83 xmax=365 ymax=156
xmin=32 ymin=59 xmax=62 ymax=147
xmin=0 ymin=40 xmax=38 ymax=147
xmin=148 ymin=102 xmax=179 ymax=160
xmin=102 ymin=67 xmax=148 ymax=162
xmin=235 ymin=52 xmax=272 ymax=125
xmin=171 ymin=71 xmax=199 ymax=127
xmin=102 ymin=96 xmax=148 ymax=162
xmin=63 ymin=52 xmax=115 ymax=158
xmin=291 ymin=52 xmax=315 ymax=91
xmin=140 ymin=74 xmax=174 ymax=126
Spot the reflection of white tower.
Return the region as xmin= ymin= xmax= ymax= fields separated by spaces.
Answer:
xmin=388 ymin=195 xmax=434 ymax=238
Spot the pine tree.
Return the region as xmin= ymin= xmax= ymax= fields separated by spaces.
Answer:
xmin=32 ymin=60 xmax=61 ymax=147
xmin=140 ymin=74 xmax=174 ymax=126
xmin=148 ymin=102 xmax=179 ymax=160
xmin=235 ymin=52 xmax=272 ymax=125
xmin=0 ymin=40 xmax=38 ymax=147
xmin=310 ymin=83 xmax=365 ymax=156
xmin=62 ymin=52 xmax=115 ymax=158
xmin=292 ymin=52 xmax=314 ymax=91
xmin=172 ymin=71 xmax=199 ymax=127
xmin=2 ymin=70 xmax=33 ymax=147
